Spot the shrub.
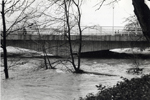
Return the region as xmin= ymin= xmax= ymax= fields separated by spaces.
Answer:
xmin=81 ymin=74 xmax=150 ymax=100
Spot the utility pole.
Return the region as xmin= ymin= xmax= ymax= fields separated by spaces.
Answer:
xmin=112 ymin=3 xmax=115 ymax=35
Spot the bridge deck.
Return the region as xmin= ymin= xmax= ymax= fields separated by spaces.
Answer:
xmin=2 ymin=33 xmax=150 ymax=56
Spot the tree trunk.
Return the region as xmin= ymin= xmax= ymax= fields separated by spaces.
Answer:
xmin=132 ymin=0 xmax=150 ymax=41
xmin=1 ymin=0 xmax=9 ymax=79
xmin=76 ymin=2 xmax=82 ymax=72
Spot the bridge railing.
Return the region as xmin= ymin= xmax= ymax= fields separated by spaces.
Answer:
xmin=4 ymin=26 xmax=143 ymax=36
xmin=3 ymin=26 xmax=145 ymax=41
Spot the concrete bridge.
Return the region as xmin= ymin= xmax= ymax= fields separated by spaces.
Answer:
xmin=2 ymin=33 xmax=150 ymax=56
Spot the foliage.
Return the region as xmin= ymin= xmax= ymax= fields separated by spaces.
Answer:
xmin=81 ymin=74 xmax=150 ymax=100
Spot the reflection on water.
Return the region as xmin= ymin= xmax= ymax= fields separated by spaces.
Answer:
xmin=1 ymin=58 xmax=150 ymax=100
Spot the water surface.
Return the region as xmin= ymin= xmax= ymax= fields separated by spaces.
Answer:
xmin=1 ymin=58 xmax=150 ymax=100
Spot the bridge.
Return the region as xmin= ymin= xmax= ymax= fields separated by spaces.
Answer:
xmin=2 ymin=33 xmax=150 ymax=56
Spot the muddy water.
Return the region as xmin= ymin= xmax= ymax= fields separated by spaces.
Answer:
xmin=1 ymin=58 xmax=150 ymax=100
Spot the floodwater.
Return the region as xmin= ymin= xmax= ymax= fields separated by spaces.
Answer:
xmin=1 ymin=58 xmax=150 ymax=100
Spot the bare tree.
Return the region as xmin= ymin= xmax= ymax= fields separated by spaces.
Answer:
xmin=32 ymin=22 xmax=54 ymax=69
xmin=1 ymin=0 xmax=9 ymax=79
xmin=49 ymin=0 xmax=100 ymax=73
xmin=124 ymin=15 xmax=140 ymax=30
xmin=1 ymin=0 xmax=35 ymax=79
xmin=123 ymin=15 xmax=143 ymax=36
xmin=63 ymin=0 xmax=85 ymax=73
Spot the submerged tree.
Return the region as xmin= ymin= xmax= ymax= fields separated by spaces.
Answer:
xmin=63 ymin=0 xmax=84 ymax=73
xmin=31 ymin=21 xmax=54 ymax=69
xmin=1 ymin=0 xmax=8 ymax=79
xmin=1 ymin=0 xmax=35 ymax=79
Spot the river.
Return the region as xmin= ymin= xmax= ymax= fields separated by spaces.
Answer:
xmin=1 ymin=58 xmax=150 ymax=100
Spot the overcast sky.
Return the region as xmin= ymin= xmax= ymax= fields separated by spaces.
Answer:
xmin=81 ymin=0 xmax=150 ymax=26
xmin=1 ymin=0 xmax=150 ymax=30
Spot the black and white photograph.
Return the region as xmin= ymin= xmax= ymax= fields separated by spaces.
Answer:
xmin=1 ymin=0 xmax=150 ymax=100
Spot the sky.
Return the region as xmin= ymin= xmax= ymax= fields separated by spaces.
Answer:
xmin=80 ymin=0 xmax=150 ymax=27
xmin=1 ymin=0 xmax=150 ymax=30
xmin=81 ymin=0 xmax=134 ymax=26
